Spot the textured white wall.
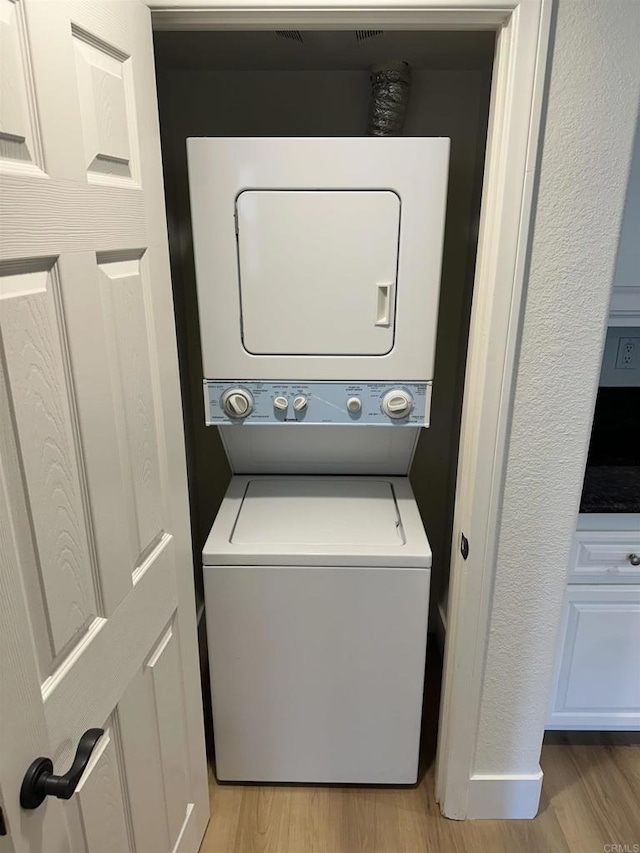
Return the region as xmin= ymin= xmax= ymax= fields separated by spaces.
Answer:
xmin=473 ymin=0 xmax=640 ymax=777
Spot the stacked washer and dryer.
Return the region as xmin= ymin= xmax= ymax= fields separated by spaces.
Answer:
xmin=187 ymin=137 xmax=450 ymax=784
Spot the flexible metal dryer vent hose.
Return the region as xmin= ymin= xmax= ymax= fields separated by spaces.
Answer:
xmin=366 ymin=60 xmax=412 ymax=136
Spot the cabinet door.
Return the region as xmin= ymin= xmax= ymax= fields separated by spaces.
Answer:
xmin=547 ymin=586 xmax=640 ymax=729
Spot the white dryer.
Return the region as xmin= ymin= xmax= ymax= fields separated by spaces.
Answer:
xmin=203 ymin=476 xmax=431 ymax=784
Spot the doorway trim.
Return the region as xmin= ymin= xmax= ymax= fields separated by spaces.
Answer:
xmin=149 ymin=0 xmax=552 ymax=820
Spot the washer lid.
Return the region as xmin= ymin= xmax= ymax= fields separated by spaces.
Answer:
xmin=232 ymin=478 xmax=403 ymax=547
xmin=203 ymin=476 xmax=431 ymax=568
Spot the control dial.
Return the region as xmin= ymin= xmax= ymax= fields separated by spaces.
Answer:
xmin=382 ymin=389 xmax=413 ymax=419
xmin=293 ymin=395 xmax=308 ymax=412
xmin=273 ymin=396 xmax=289 ymax=412
xmin=221 ymin=388 xmax=253 ymax=419
xmin=347 ymin=397 xmax=362 ymax=414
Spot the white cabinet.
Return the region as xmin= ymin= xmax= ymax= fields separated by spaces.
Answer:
xmin=548 ymin=522 xmax=640 ymax=730
xmin=547 ymin=586 xmax=640 ymax=729
xmin=609 ymin=285 xmax=640 ymax=326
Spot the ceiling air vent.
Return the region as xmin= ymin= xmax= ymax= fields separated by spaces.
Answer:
xmin=355 ymin=30 xmax=384 ymax=41
xmin=275 ymin=30 xmax=304 ymax=43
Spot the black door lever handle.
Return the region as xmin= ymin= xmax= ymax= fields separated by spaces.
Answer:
xmin=20 ymin=728 xmax=104 ymax=809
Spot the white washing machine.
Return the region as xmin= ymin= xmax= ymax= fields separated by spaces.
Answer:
xmin=203 ymin=476 xmax=431 ymax=784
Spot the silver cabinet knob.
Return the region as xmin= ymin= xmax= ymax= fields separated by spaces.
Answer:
xmin=629 ymin=553 xmax=640 ymax=567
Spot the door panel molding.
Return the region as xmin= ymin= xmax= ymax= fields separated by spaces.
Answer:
xmin=0 ymin=3 xmax=209 ymax=850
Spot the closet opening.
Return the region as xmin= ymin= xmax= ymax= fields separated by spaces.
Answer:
xmin=153 ymin=26 xmax=495 ymax=776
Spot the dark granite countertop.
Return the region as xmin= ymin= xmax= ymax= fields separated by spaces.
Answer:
xmin=579 ymin=387 xmax=640 ymax=513
xmin=580 ymin=465 xmax=640 ymax=513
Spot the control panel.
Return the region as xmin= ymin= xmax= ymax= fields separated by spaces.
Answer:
xmin=204 ymin=381 xmax=431 ymax=426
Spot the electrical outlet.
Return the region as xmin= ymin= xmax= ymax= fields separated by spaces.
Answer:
xmin=615 ymin=337 xmax=640 ymax=370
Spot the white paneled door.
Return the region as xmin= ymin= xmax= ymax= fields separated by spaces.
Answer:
xmin=0 ymin=2 xmax=209 ymax=851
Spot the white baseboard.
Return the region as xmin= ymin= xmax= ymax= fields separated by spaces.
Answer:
xmin=465 ymin=769 xmax=543 ymax=819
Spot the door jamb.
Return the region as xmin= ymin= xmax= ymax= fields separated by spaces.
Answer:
xmin=147 ymin=0 xmax=553 ymax=819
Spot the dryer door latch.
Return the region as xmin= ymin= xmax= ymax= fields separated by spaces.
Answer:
xmin=460 ymin=532 xmax=469 ymax=561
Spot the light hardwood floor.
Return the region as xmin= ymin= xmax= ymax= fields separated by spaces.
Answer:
xmin=200 ymin=646 xmax=640 ymax=852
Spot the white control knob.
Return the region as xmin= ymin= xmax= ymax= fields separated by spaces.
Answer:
xmin=273 ymin=396 xmax=289 ymax=411
xmin=382 ymin=389 xmax=413 ymax=419
xmin=347 ymin=397 xmax=362 ymax=414
xmin=221 ymin=388 xmax=253 ymax=419
xmin=293 ymin=395 xmax=308 ymax=412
